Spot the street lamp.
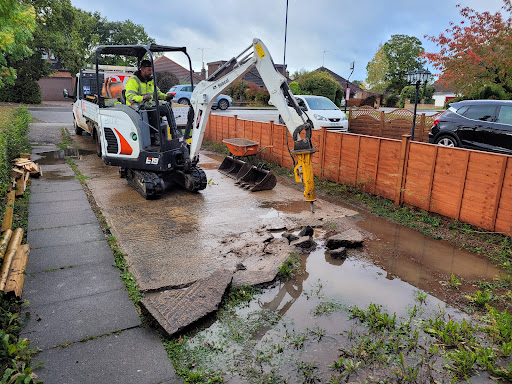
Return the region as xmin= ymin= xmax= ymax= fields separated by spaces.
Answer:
xmin=407 ymin=69 xmax=432 ymax=140
xmin=344 ymin=61 xmax=354 ymax=114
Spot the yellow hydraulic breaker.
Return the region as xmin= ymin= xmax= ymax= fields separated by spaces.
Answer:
xmin=293 ymin=149 xmax=316 ymax=212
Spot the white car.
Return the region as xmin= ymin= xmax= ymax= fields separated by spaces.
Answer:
xmin=279 ymin=95 xmax=348 ymax=132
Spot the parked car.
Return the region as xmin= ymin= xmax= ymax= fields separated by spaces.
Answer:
xmin=167 ymin=84 xmax=232 ymax=110
xmin=428 ymin=100 xmax=512 ymax=154
xmin=279 ymin=95 xmax=348 ymax=132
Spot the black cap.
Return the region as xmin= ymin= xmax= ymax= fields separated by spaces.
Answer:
xmin=140 ymin=60 xmax=152 ymax=68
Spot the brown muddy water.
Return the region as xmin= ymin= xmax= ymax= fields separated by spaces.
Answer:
xmin=177 ymin=201 xmax=504 ymax=383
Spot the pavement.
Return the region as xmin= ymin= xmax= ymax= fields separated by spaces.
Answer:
xmin=20 ymin=108 xmax=181 ymax=384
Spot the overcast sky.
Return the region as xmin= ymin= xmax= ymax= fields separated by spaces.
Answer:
xmin=70 ymin=0 xmax=505 ymax=82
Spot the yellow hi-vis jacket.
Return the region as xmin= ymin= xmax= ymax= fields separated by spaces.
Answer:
xmin=125 ymin=72 xmax=166 ymax=105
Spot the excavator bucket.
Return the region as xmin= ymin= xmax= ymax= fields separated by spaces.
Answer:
xmin=236 ymin=163 xmax=277 ymax=192
xmin=218 ymin=156 xmax=246 ymax=179
xmin=218 ymin=156 xmax=277 ymax=192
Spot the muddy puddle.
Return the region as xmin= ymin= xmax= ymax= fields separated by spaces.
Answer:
xmin=175 ymin=201 xmax=507 ymax=382
xmin=32 ymin=147 xmax=94 ymax=165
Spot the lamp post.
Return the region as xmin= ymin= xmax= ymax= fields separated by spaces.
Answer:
xmin=283 ymin=0 xmax=289 ymax=76
xmin=344 ymin=61 xmax=354 ymax=114
xmin=407 ymin=69 xmax=432 ymax=140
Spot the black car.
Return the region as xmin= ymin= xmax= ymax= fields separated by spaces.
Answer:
xmin=428 ymin=100 xmax=512 ymax=154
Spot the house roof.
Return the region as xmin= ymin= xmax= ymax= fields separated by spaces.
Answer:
xmin=154 ymin=56 xmax=202 ymax=84
xmin=434 ymin=81 xmax=456 ymax=94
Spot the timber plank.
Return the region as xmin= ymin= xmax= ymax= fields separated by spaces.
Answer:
xmin=1 ymin=191 xmax=15 ymax=232
xmin=4 ymin=244 xmax=30 ymax=297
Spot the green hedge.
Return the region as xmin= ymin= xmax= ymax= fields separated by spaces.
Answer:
xmin=0 ymin=107 xmax=31 ymax=214
xmin=0 ymin=80 xmax=41 ymax=104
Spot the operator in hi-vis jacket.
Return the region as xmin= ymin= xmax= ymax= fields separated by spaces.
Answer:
xmin=125 ymin=60 xmax=173 ymax=105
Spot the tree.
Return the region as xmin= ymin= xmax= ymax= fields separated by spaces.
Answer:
xmin=157 ymin=71 xmax=178 ymax=93
xmin=382 ymin=35 xmax=425 ymax=93
xmin=365 ymin=44 xmax=390 ymax=93
xmin=0 ymin=1 xmax=36 ymax=88
xmin=297 ymin=70 xmax=341 ymax=101
xmin=424 ymin=1 xmax=512 ymax=98
xmin=93 ymin=18 xmax=155 ymax=66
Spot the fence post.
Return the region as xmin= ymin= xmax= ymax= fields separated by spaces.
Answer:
xmin=491 ymin=157 xmax=508 ymax=231
xmin=269 ymin=121 xmax=275 ymax=162
xmin=320 ymin=128 xmax=327 ymax=178
xmin=233 ymin=115 xmax=238 ymax=138
xmin=379 ymin=111 xmax=384 ymax=137
xmin=455 ymin=151 xmax=470 ymax=220
xmin=395 ymin=134 xmax=411 ymax=206
xmin=419 ymin=114 xmax=425 ymax=142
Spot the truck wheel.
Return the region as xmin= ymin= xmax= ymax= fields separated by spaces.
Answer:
xmin=74 ymin=119 xmax=84 ymax=136
xmin=94 ymin=130 xmax=102 ymax=157
xmin=178 ymin=98 xmax=190 ymax=106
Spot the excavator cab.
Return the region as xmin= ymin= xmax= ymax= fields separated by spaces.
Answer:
xmin=92 ymin=44 xmax=206 ymax=199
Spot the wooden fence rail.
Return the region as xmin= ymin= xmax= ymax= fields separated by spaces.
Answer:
xmin=205 ymin=115 xmax=512 ymax=237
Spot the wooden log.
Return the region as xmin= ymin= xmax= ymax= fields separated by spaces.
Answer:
xmin=0 ymin=228 xmax=23 ymax=291
xmin=0 ymin=229 xmax=12 ymax=260
xmin=4 ymin=244 xmax=30 ymax=297
xmin=1 ymin=191 xmax=16 ymax=232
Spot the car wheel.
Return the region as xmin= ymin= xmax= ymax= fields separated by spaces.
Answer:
xmin=74 ymin=119 xmax=84 ymax=136
xmin=435 ymin=135 xmax=459 ymax=147
xmin=178 ymin=98 xmax=190 ymax=106
xmin=94 ymin=129 xmax=102 ymax=157
xmin=218 ymin=99 xmax=229 ymax=110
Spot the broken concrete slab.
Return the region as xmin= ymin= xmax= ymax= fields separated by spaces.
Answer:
xmin=232 ymin=238 xmax=296 ymax=287
xmin=326 ymin=247 xmax=347 ymax=259
xmin=141 ymin=269 xmax=232 ymax=336
xmin=291 ymin=236 xmax=316 ymax=249
xmin=325 ymin=228 xmax=364 ymax=249
xmin=32 ymin=327 xmax=180 ymax=384
xmin=282 ymin=232 xmax=299 ymax=243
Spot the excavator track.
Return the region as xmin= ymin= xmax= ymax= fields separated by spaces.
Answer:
xmin=182 ymin=166 xmax=207 ymax=192
xmin=126 ymin=169 xmax=164 ymax=200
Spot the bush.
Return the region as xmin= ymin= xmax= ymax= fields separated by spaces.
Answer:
xmin=0 ymin=80 xmax=41 ymax=104
xmin=383 ymin=93 xmax=399 ymax=107
xmin=289 ymin=81 xmax=302 ymax=95
xmin=244 ymin=82 xmax=260 ymax=101
xmin=156 ymin=71 xmax=179 ymax=93
xmin=297 ymin=71 xmax=338 ymax=101
xmin=360 ymin=95 xmax=377 ymax=107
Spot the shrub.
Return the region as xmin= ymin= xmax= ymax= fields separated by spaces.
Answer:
xmin=297 ymin=71 xmax=337 ymax=101
xmin=156 ymin=71 xmax=179 ymax=92
xmin=289 ymin=81 xmax=302 ymax=95
xmin=0 ymin=79 xmax=41 ymax=104
xmin=384 ymin=93 xmax=399 ymax=107
xmin=360 ymin=95 xmax=377 ymax=107
xmin=244 ymin=82 xmax=260 ymax=101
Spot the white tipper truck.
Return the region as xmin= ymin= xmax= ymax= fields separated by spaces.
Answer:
xmin=64 ymin=65 xmax=188 ymax=155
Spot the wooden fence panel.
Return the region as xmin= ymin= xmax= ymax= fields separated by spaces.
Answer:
xmin=311 ymin=130 xmax=323 ymax=176
xmin=374 ymin=139 xmax=401 ymax=200
xmin=403 ymin=142 xmax=437 ymax=210
xmin=338 ymin=134 xmax=360 ymax=185
xmin=259 ymin=122 xmax=273 ymax=162
xmin=356 ymin=136 xmax=380 ymax=193
xmin=349 ymin=116 xmax=380 ymax=136
xmin=459 ymin=152 xmax=506 ymax=230
xmin=323 ymin=131 xmax=343 ymax=182
xmin=429 ymin=147 xmax=470 ymax=219
xmin=383 ymin=120 xmax=411 ymax=140
xmin=495 ymin=157 xmax=512 ymax=234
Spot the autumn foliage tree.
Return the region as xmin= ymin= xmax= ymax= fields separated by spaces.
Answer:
xmin=424 ymin=1 xmax=512 ymax=99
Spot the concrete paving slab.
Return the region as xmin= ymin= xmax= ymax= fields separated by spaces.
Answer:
xmin=30 ymin=179 xmax=83 ymax=193
xmin=24 ymin=263 xmax=125 ymax=307
xmin=32 ymin=327 xmax=180 ymax=384
xmin=141 ymin=269 xmax=232 ymax=336
xmin=28 ymin=198 xmax=93 ymax=217
xmin=28 ymin=208 xmax=97 ymax=230
xmin=27 ymin=223 xmax=105 ymax=248
xmin=31 ymin=145 xmax=60 ymax=154
xmin=21 ymin=289 xmax=141 ymax=350
xmin=29 ymin=188 xmax=89 ymax=204
xmin=27 ymin=240 xmax=113 ymax=273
